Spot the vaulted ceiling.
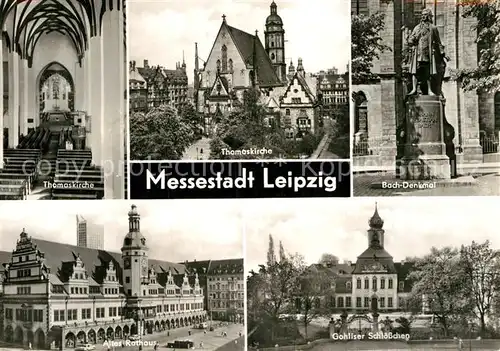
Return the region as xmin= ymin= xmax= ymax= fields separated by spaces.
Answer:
xmin=0 ymin=0 xmax=124 ymax=63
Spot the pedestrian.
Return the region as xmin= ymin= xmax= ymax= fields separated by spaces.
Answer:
xmin=188 ymin=330 xmax=191 ymax=336
xmin=138 ymin=344 xmax=142 ymax=351
xmin=199 ymin=341 xmax=203 ymax=349
xmin=29 ymin=342 xmax=32 ymax=350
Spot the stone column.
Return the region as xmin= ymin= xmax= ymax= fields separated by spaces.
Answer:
xmin=89 ymin=35 xmax=104 ymax=166
xmin=0 ymin=36 xmax=3 ymax=167
xmin=8 ymin=51 xmax=19 ymax=147
xmin=102 ymin=7 xmax=125 ymax=199
xmin=20 ymin=59 xmax=29 ymax=136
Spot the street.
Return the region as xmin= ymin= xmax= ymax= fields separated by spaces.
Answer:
xmin=0 ymin=324 xmax=243 ymax=351
xmin=182 ymin=137 xmax=211 ymax=160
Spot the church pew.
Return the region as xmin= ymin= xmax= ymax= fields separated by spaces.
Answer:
xmin=0 ymin=173 xmax=32 ymax=192
xmin=0 ymin=184 xmax=27 ymax=200
xmin=0 ymin=178 xmax=28 ymax=195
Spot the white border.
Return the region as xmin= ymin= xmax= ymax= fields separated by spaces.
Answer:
xmin=348 ymin=0 xmax=353 ymax=198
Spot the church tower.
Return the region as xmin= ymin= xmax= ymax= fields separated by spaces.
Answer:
xmin=121 ymin=204 xmax=149 ymax=297
xmin=264 ymin=1 xmax=286 ymax=82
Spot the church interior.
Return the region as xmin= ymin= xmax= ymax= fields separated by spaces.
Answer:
xmin=0 ymin=0 xmax=126 ymax=200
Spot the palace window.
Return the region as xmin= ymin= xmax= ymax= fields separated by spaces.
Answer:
xmin=364 ymin=297 xmax=369 ymax=307
xmin=380 ymin=297 xmax=385 ymax=308
xmin=346 ymin=296 xmax=352 ymax=307
xmin=346 ymin=281 xmax=352 ymax=290
xmin=388 ymin=297 xmax=393 ymax=308
xmin=271 ymin=53 xmax=275 ymax=61
xmin=380 ymin=278 xmax=385 ymax=289
xmin=221 ymin=45 xmax=228 ymax=71
xmin=372 ymin=277 xmax=377 ymax=290
xmin=364 ymin=278 xmax=369 ymax=289
xmin=228 ymin=59 xmax=233 ymax=73
xmin=399 ymin=281 xmax=405 ymax=291
xmin=356 ymin=278 xmax=361 ymax=289
xmin=388 ymin=279 xmax=393 ymax=289
xmin=337 ymin=297 xmax=344 ymax=307
xmin=216 ymin=59 xmax=221 ymax=72
xmin=291 ymin=97 xmax=301 ymax=104
xmin=5 ymin=308 xmax=13 ymax=320
xmin=356 ymin=297 xmax=362 ymax=308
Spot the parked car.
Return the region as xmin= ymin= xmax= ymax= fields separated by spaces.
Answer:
xmin=129 ymin=335 xmax=140 ymax=341
xmin=165 ymin=340 xmax=194 ymax=349
xmin=75 ymin=344 xmax=95 ymax=351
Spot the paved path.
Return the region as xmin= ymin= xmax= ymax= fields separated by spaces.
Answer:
xmin=182 ymin=137 xmax=211 ymax=160
xmin=353 ymin=172 xmax=500 ymax=196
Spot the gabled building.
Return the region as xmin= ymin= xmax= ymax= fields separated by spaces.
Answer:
xmin=128 ymin=59 xmax=188 ymax=114
xmin=183 ymin=259 xmax=244 ymax=323
xmin=0 ymin=205 xmax=206 ymax=349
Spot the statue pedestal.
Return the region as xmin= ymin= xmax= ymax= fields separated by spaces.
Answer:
xmin=401 ymin=95 xmax=450 ymax=179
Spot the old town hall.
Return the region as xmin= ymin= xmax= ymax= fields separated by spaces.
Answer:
xmin=0 ymin=0 xmax=126 ymax=200
xmin=0 ymin=205 xmax=206 ymax=349
xmin=194 ymin=1 xmax=321 ymax=139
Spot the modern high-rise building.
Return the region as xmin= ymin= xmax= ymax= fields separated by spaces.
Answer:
xmin=76 ymin=215 xmax=104 ymax=250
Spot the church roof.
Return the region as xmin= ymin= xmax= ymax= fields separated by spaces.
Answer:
xmin=129 ymin=68 xmax=146 ymax=83
xmin=225 ymin=24 xmax=281 ymax=87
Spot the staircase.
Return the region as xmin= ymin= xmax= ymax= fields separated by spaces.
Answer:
xmin=38 ymin=132 xmax=59 ymax=182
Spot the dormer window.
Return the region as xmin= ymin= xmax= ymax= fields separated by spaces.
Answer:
xmin=216 ymin=83 xmax=222 ymax=95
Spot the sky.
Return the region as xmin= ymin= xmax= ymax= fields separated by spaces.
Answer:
xmin=128 ymin=0 xmax=350 ymax=84
xmin=245 ymin=197 xmax=500 ymax=274
xmin=0 ymin=200 xmax=244 ymax=262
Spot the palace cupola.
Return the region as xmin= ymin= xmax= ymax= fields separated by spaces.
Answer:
xmin=368 ymin=203 xmax=385 ymax=248
xmin=353 ymin=204 xmax=395 ymax=274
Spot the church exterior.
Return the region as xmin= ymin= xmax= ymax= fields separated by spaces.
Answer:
xmin=194 ymin=1 xmax=321 ymax=139
xmin=352 ymin=0 xmax=500 ymax=172
xmin=0 ymin=205 xmax=207 ymax=349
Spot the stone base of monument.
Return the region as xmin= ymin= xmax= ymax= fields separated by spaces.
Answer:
xmin=399 ymin=154 xmax=451 ymax=180
xmin=402 ymin=95 xmax=451 ymax=179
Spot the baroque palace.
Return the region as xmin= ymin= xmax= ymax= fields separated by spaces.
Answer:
xmin=311 ymin=206 xmax=415 ymax=314
xmin=194 ymin=1 xmax=348 ymax=139
xmin=0 ymin=205 xmax=208 ymax=349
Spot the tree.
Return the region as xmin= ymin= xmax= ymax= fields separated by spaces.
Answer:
xmin=408 ymin=247 xmax=473 ymax=337
xmin=294 ymin=268 xmax=332 ymax=340
xmin=455 ymin=3 xmax=500 ymax=93
xmin=318 ymin=254 xmax=339 ymax=266
xmin=351 ymin=12 xmax=391 ymax=84
xmin=130 ymin=105 xmax=193 ymax=160
xmin=459 ymin=240 xmax=500 ymax=333
xmin=178 ymin=102 xmax=203 ymax=139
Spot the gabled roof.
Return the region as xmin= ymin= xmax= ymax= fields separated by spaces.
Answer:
xmin=0 ymin=239 xmax=186 ymax=286
xmin=205 ymin=20 xmax=282 ymax=88
xmin=282 ymin=72 xmax=316 ymax=103
xmin=210 ymin=74 xmax=230 ymax=97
